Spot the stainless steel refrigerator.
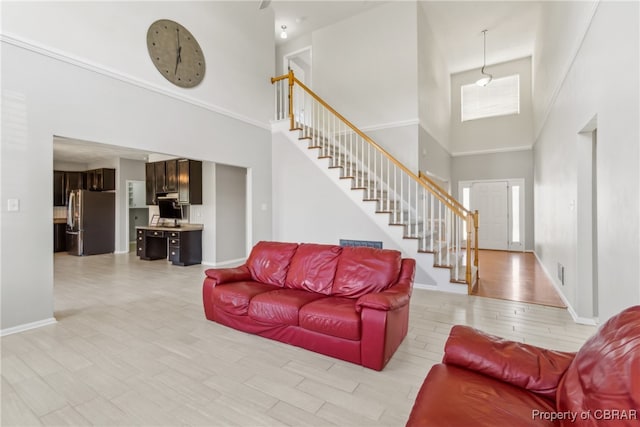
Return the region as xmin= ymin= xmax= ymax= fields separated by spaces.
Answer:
xmin=66 ymin=189 xmax=115 ymax=256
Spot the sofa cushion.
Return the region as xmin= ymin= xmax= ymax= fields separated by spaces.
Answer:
xmin=248 ymin=289 xmax=326 ymax=326
xmin=212 ymin=281 xmax=279 ymax=316
xmin=299 ymin=297 xmax=361 ymax=341
xmin=284 ymin=243 xmax=342 ymax=294
xmin=556 ymin=305 xmax=640 ymax=427
xmin=246 ymin=241 xmax=299 ymax=287
xmin=406 ymin=364 xmax=559 ymax=427
xmin=331 ymin=246 xmax=402 ymax=298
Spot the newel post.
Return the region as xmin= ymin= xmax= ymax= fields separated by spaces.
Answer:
xmin=287 ymin=69 xmax=295 ymax=130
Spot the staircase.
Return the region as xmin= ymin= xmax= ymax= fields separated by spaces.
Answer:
xmin=271 ymin=71 xmax=478 ymax=293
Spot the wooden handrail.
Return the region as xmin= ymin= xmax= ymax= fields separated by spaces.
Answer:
xmin=272 ymin=72 xmax=472 ymax=221
xmin=272 ymin=71 xmax=479 ymax=288
xmin=418 ymin=171 xmax=471 ymax=217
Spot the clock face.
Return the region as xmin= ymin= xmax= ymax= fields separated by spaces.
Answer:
xmin=147 ymin=19 xmax=205 ymax=88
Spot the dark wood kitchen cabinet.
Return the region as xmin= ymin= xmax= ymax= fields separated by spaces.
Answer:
xmin=54 ymin=222 xmax=67 ymax=252
xmin=145 ymin=159 xmax=201 ymax=205
xmin=54 ymin=170 xmax=87 ymax=206
xmin=145 ymin=162 xmax=156 ymax=205
xmin=54 ymin=171 xmax=65 ymax=206
xmin=86 ymin=168 xmax=115 ymax=191
xmin=178 ymin=159 xmax=202 ymax=205
xmin=152 ymin=159 xmax=178 ymax=194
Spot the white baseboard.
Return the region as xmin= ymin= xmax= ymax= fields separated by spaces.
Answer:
xmin=1 ymin=317 xmax=57 ymax=337
xmin=532 ymin=251 xmax=598 ymax=326
xmin=201 ymin=258 xmax=246 ymax=268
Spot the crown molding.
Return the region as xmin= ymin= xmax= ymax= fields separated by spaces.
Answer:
xmin=0 ymin=33 xmax=271 ymax=131
xmin=451 ymin=145 xmax=532 ymax=157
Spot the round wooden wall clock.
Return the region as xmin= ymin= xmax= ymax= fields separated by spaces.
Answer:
xmin=147 ymin=19 xmax=206 ymax=88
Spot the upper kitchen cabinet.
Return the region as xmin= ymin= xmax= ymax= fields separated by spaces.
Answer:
xmin=86 ymin=168 xmax=115 ymax=191
xmin=145 ymin=162 xmax=156 ymax=205
xmin=156 ymin=159 xmax=178 ymax=194
xmin=53 ymin=170 xmax=87 ymax=206
xmin=178 ymin=159 xmax=202 ymax=205
xmin=145 ymin=159 xmax=201 ymax=205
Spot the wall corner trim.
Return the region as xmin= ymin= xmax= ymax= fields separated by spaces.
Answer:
xmin=1 ymin=33 xmax=271 ymax=131
xmin=1 ymin=317 xmax=58 ymax=337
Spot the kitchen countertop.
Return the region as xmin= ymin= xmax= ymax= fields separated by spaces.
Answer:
xmin=136 ymin=224 xmax=203 ymax=232
xmin=54 ymin=218 xmax=67 ymax=224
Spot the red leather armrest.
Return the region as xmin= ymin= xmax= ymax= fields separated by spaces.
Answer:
xmin=204 ymin=265 xmax=251 ymax=285
xmin=355 ymin=258 xmax=415 ymax=313
xmin=355 ymin=283 xmax=410 ymax=312
xmin=443 ymin=325 xmax=576 ymax=400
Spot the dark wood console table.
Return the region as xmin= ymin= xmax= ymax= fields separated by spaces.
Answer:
xmin=136 ymin=224 xmax=203 ymax=266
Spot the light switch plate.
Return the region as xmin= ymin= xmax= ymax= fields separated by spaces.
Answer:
xmin=7 ymin=198 xmax=20 ymax=212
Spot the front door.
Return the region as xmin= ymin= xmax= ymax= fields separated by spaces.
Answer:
xmin=471 ymin=181 xmax=509 ymax=250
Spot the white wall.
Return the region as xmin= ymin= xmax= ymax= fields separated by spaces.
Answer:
xmin=533 ymin=1 xmax=640 ymax=322
xmin=1 ymin=2 xmax=275 ymax=332
xmin=2 ymin=1 xmax=274 ymax=126
xmin=312 ymin=2 xmax=418 ymax=129
xmin=450 ymin=57 xmax=534 ymax=155
xmin=417 ymin=2 xmax=451 ymax=153
xmin=532 ymin=0 xmax=599 ymax=137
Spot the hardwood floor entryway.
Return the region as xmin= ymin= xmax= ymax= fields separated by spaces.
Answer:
xmin=471 ymin=250 xmax=566 ymax=308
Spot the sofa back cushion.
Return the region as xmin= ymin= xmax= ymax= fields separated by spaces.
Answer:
xmin=331 ymin=246 xmax=402 ymax=298
xmin=246 ymin=241 xmax=299 ymax=287
xmin=284 ymin=243 xmax=342 ymax=295
xmin=556 ymin=305 xmax=640 ymax=427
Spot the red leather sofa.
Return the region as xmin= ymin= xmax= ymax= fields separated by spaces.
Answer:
xmin=202 ymin=241 xmax=416 ymax=371
xmin=406 ymin=305 xmax=640 ymax=427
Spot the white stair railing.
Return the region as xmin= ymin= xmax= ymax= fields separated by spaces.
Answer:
xmin=272 ymin=71 xmax=479 ymax=290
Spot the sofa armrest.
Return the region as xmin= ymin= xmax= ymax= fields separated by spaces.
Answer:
xmin=355 ymin=283 xmax=411 ymax=312
xmin=355 ymin=258 xmax=415 ymax=313
xmin=204 ymin=265 xmax=251 ymax=285
xmin=443 ymin=325 xmax=576 ymax=400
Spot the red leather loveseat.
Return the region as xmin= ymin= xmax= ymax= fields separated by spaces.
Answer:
xmin=406 ymin=305 xmax=640 ymax=426
xmin=202 ymin=241 xmax=415 ymax=370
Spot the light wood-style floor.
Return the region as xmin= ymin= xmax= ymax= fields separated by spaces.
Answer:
xmin=2 ymin=253 xmax=596 ymax=426
xmin=471 ymin=250 xmax=566 ymax=308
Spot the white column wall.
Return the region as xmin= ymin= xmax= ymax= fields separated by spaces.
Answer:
xmin=533 ymin=1 xmax=640 ymax=322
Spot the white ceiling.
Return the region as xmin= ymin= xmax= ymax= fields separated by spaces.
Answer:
xmin=270 ymin=0 xmax=542 ymax=74
xmin=419 ymin=1 xmax=542 ymax=74
xmin=53 ymin=137 xmax=153 ymax=165
xmin=55 ymin=1 xmax=542 ymax=163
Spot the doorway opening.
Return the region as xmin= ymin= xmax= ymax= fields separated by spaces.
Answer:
xmin=459 ymin=178 xmax=525 ymax=251
xmin=283 ymin=47 xmax=312 ymax=127
xmin=126 ymin=180 xmax=148 ymax=252
xmin=215 ymin=164 xmax=248 ymax=265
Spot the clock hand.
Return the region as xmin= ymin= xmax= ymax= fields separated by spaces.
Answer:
xmin=174 ymin=28 xmax=182 ymax=75
xmin=175 ymin=45 xmax=182 ymax=75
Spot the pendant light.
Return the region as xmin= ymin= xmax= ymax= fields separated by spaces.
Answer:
xmin=476 ymin=30 xmax=493 ymax=87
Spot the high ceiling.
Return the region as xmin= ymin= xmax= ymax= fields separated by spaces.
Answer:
xmin=270 ymin=0 xmax=542 ymax=74
xmin=55 ymin=1 xmax=542 ymax=163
